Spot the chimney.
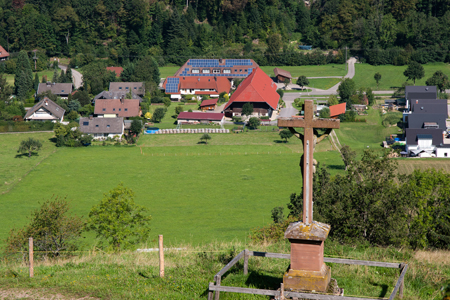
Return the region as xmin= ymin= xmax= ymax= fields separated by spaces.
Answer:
xmin=120 ymin=96 xmax=124 ymax=104
xmin=45 ymin=100 xmax=48 ymax=106
xmin=89 ymin=115 xmax=93 ymax=120
xmin=416 ymin=100 xmax=418 ymax=104
xmin=219 ymin=58 xmax=223 ymax=64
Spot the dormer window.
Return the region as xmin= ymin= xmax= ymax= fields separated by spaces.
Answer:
xmin=102 ymin=108 xmax=106 ymax=111
xmin=95 ymin=125 xmax=99 ymax=127
xmin=202 ymin=69 xmax=210 ymax=74
xmin=107 ymin=125 xmax=110 ymax=128
xmin=61 ymin=90 xmax=64 ymax=92
xmin=119 ymin=87 xmax=122 ymax=90
xmin=125 ymin=108 xmax=128 ymax=111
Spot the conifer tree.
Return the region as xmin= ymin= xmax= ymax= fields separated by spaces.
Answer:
xmin=66 ymin=67 xmax=73 ymax=83
xmin=14 ymin=51 xmax=33 ymax=100
xmin=33 ymin=73 xmax=39 ymax=92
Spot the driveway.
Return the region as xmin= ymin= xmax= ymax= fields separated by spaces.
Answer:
xmin=59 ymin=65 xmax=83 ymax=89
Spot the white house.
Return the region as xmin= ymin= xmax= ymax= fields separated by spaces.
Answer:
xmin=24 ymin=97 xmax=65 ymax=122
xmin=79 ymin=117 xmax=124 ymax=140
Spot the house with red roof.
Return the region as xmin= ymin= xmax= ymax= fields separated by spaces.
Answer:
xmin=223 ymin=68 xmax=280 ymax=118
xmin=177 ymin=112 xmax=224 ymax=125
xmin=106 ymin=67 xmax=123 ymax=77
xmin=94 ymin=98 xmax=140 ymax=118
xmin=163 ymin=76 xmax=231 ymax=100
xmin=329 ymin=103 xmax=346 ymax=119
xmin=0 ymin=45 xmax=9 ymax=61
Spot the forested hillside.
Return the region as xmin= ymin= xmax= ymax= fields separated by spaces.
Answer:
xmin=1 ymin=0 xmax=450 ymax=66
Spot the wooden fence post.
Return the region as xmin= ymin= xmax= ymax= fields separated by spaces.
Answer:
xmin=159 ymin=235 xmax=164 ymax=278
xmin=29 ymin=237 xmax=33 ymax=278
xmin=243 ymin=249 xmax=248 ymax=275
xmin=214 ymin=275 xmax=221 ymax=300
xmin=399 ymin=263 xmax=405 ymax=298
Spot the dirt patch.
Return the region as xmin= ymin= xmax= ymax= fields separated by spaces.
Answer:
xmin=0 ymin=288 xmax=98 ymax=300
xmin=414 ymin=250 xmax=450 ymax=265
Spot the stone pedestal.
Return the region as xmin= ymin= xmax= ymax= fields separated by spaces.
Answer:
xmin=283 ymin=221 xmax=331 ymax=293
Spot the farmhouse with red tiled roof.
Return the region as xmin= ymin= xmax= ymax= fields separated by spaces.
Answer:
xmin=223 ymin=68 xmax=280 ymax=118
xmin=0 ymin=45 xmax=9 ymax=61
xmin=163 ymin=76 xmax=231 ymax=100
xmin=329 ymin=103 xmax=346 ymax=119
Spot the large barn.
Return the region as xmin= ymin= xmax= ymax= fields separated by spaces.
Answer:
xmin=223 ymin=68 xmax=279 ymax=118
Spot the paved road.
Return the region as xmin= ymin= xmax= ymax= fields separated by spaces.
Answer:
xmin=59 ymin=65 xmax=83 ymax=89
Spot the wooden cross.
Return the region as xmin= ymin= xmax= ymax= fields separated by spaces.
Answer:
xmin=278 ymin=100 xmax=340 ymax=224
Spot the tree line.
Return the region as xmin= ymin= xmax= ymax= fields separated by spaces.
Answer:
xmin=255 ymin=148 xmax=450 ymax=250
xmin=1 ymin=0 xmax=450 ymax=67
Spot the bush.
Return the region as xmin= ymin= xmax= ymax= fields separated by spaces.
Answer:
xmin=248 ymin=117 xmax=260 ymax=129
xmin=5 ymin=197 xmax=84 ymax=259
xmin=382 ymin=112 xmax=402 ymax=127
xmin=163 ymin=97 xmax=171 ymax=107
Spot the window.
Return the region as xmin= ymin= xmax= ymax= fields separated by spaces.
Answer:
xmin=119 ymin=87 xmax=122 ymax=90
xmin=61 ymin=90 xmax=64 ymax=92
xmin=202 ymin=69 xmax=210 ymax=74
xmin=192 ymin=69 xmax=200 ymax=73
xmin=95 ymin=125 xmax=99 ymax=127
xmin=445 ymin=153 xmax=448 ymax=157
xmin=119 ymin=108 xmax=121 ymax=111
xmin=239 ymin=69 xmax=242 ymax=72
xmin=234 ymin=69 xmax=237 ymax=72
xmin=134 ymin=87 xmax=137 ymax=89
xmin=107 ymin=125 xmax=110 ymax=128
xmin=126 ymin=87 xmax=129 ymax=89
xmin=102 ymin=108 xmax=106 ymax=111
xmin=245 ymin=69 xmax=247 ymax=72
xmin=113 ymin=108 xmax=116 ymax=111
xmin=213 ymin=69 xmax=220 ymax=74
xmin=125 ymin=108 xmax=128 ymax=111
xmin=223 ymin=69 xmax=231 ymax=74
xmin=83 ymin=122 xmax=89 ymax=126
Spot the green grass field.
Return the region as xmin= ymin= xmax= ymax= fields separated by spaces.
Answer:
xmin=5 ymin=70 xmax=57 ymax=86
xmin=353 ymin=62 xmax=450 ymax=90
xmin=0 ymin=130 xmax=343 ymax=248
xmin=307 ymin=78 xmax=341 ymax=90
xmin=260 ymin=64 xmax=346 ymax=78
xmin=159 ymin=66 xmax=183 ymax=78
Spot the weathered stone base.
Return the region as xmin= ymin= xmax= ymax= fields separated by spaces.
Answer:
xmin=283 ymin=264 xmax=331 ymax=293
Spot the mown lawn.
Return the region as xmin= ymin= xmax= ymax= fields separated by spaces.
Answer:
xmin=159 ymin=66 xmax=183 ymax=78
xmin=353 ymin=62 xmax=450 ymax=90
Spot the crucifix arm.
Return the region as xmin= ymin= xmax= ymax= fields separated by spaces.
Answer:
xmin=288 ymin=127 xmax=304 ymax=141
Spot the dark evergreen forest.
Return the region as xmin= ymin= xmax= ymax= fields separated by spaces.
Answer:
xmin=1 ymin=0 xmax=450 ymax=67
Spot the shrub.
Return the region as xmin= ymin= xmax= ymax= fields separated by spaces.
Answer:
xmin=382 ymin=112 xmax=402 ymax=127
xmin=248 ymin=117 xmax=260 ymax=129
xmin=5 ymin=197 xmax=84 ymax=259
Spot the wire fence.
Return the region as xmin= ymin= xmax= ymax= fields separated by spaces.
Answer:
xmin=140 ymin=149 xmax=302 ymax=157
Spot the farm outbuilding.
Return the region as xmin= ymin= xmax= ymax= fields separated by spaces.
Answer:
xmin=273 ymin=68 xmax=292 ymax=83
xmin=177 ymin=112 xmax=225 ymax=125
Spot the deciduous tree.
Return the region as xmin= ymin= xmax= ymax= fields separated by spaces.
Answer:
xmin=425 ymin=70 xmax=450 ymax=93
xmin=404 ymin=61 xmax=424 ymax=85
xmin=88 ymin=183 xmax=152 ymax=251
xmin=18 ymin=138 xmax=42 ymax=157
xmin=279 ymin=129 xmax=293 ymax=142
xmin=296 ymin=75 xmax=309 ymax=90
xmin=242 ymin=102 xmax=253 ymax=117
xmin=200 ymin=133 xmax=211 ymax=144
xmin=374 ymin=72 xmax=381 ymax=89
xmin=248 ymin=117 xmax=260 ymax=129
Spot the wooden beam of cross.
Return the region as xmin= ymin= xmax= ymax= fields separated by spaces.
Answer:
xmin=278 ymin=100 xmax=340 ymax=224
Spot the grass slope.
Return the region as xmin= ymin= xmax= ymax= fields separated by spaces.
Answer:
xmin=0 ymin=240 xmax=447 ymax=299
xmin=353 ymin=62 xmax=450 ymax=90
xmin=260 ymin=64 xmax=347 ymax=78
xmin=5 ymin=70 xmax=57 ymax=86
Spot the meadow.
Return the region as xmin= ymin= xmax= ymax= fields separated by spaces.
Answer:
xmin=5 ymin=70 xmax=56 ymax=86
xmin=353 ymin=62 xmax=450 ymax=90
xmin=0 ymin=240 xmax=447 ymax=299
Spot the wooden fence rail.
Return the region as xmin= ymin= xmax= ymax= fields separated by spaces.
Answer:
xmin=208 ymin=249 xmax=408 ymax=300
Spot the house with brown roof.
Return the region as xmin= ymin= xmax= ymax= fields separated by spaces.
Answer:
xmin=24 ymin=97 xmax=65 ymax=122
xmin=37 ymin=82 xmax=73 ymax=99
xmin=200 ymin=99 xmax=219 ymax=111
xmin=94 ymin=98 xmax=140 ymax=118
xmin=109 ymin=82 xmax=144 ymax=96
xmin=94 ymin=91 xmax=143 ymax=103
xmin=223 ymin=68 xmax=280 ymax=118
xmin=273 ymin=68 xmax=292 ymax=83
xmin=106 ymin=67 xmax=123 ymax=77
xmin=173 ymin=59 xmax=259 ymax=79
xmin=177 ymin=112 xmax=224 ymax=125
xmin=0 ymin=45 xmax=9 ymax=61
xmin=79 ymin=117 xmax=124 ymax=140
xmin=163 ymin=76 xmax=231 ymax=100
